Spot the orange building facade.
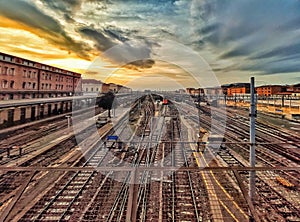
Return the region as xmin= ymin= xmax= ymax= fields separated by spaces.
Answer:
xmin=227 ymin=83 xmax=250 ymax=96
xmin=255 ymin=85 xmax=284 ymax=96
xmin=0 ymin=52 xmax=82 ymax=100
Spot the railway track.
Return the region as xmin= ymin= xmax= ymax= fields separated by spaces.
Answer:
xmin=139 ymin=102 xmax=211 ymax=221
xmin=186 ymin=104 xmax=300 ymax=178
xmin=0 ymin=107 xmax=103 ymax=165
xmin=102 ymin=95 xmax=157 ymax=222
xmin=177 ymin=101 xmax=300 ymax=221
xmin=13 ymin=96 xmax=153 ymax=221
xmin=16 ymin=110 xmax=131 ymax=221
xmin=195 ymin=105 xmax=300 ymax=221
xmin=0 ymin=109 xmax=109 ymax=206
xmin=3 ymin=97 xmax=299 ymax=221
xmin=215 ymin=147 xmax=300 ymax=221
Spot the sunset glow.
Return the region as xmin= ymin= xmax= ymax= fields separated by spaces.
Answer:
xmin=0 ymin=0 xmax=300 ymax=89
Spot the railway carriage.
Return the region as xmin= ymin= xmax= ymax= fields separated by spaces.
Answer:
xmin=162 ymin=99 xmax=168 ymax=105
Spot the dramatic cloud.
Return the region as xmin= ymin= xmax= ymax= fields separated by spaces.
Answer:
xmin=0 ymin=0 xmax=92 ymax=59
xmin=191 ymin=0 xmax=300 ymax=76
xmin=1 ymin=0 xmax=300 ymax=87
xmin=78 ymin=27 xmax=116 ymax=51
xmin=42 ymin=0 xmax=82 ymax=14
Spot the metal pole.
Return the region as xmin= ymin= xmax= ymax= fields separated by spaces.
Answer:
xmin=249 ymin=77 xmax=256 ymax=204
xmin=66 ymin=115 xmax=71 ymax=128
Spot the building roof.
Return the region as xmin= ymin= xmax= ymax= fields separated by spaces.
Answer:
xmin=291 ymin=83 xmax=300 ymax=87
xmin=0 ymin=51 xmax=81 ymax=77
xmin=82 ymin=79 xmax=102 ymax=84
xmin=226 ymin=83 xmax=250 ymax=88
xmin=255 ymin=85 xmax=284 ymax=88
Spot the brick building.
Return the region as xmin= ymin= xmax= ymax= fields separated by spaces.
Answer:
xmin=287 ymin=83 xmax=300 ymax=96
xmin=255 ymin=85 xmax=285 ymax=96
xmin=227 ymin=83 xmax=250 ymax=96
xmin=0 ymin=52 xmax=82 ymax=100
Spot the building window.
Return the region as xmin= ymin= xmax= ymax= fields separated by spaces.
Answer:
xmin=22 ymin=82 xmax=26 ymax=89
xmin=23 ymin=70 xmax=27 ymax=77
xmin=10 ymin=81 xmax=15 ymax=88
xmin=41 ymin=83 xmax=44 ymax=90
xmin=28 ymin=71 xmax=32 ymax=78
xmin=4 ymin=56 xmax=12 ymax=62
xmin=3 ymin=67 xmax=8 ymax=75
xmin=9 ymin=68 xmax=15 ymax=76
xmin=96 ymin=88 xmax=99 ymax=91
xmin=86 ymin=88 xmax=88 ymax=92
xmin=33 ymin=83 xmax=36 ymax=89
xmin=2 ymin=80 xmax=8 ymax=88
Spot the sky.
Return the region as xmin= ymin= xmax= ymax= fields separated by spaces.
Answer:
xmin=0 ymin=0 xmax=300 ymax=89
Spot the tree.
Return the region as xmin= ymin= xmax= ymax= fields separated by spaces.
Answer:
xmin=98 ymin=91 xmax=115 ymax=118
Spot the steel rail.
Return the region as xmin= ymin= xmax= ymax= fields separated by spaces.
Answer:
xmin=214 ymin=130 xmax=300 ymax=220
xmin=29 ymin=110 xmax=130 ymax=221
xmin=176 ymin=120 xmax=201 ymax=221
xmin=189 ymin=105 xmax=300 ymax=183
xmin=137 ymin=99 xmax=165 ymax=222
